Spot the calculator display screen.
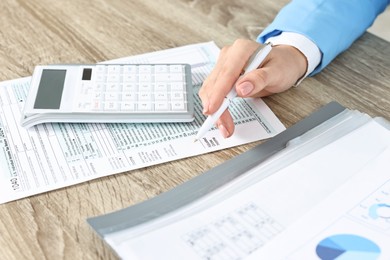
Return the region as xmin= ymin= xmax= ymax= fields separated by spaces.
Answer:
xmin=34 ymin=69 xmax=66 ymax=109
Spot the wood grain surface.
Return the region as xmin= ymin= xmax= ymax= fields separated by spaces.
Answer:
xmin=0 ymin=0 xmax=389 ymax=259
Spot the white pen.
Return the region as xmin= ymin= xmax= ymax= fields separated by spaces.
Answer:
xmin=194 ymin=43 xmax=273 ymax=142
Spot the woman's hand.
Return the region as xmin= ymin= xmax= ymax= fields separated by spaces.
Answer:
xmin=198 ymin=39 xmax=307 ymax=138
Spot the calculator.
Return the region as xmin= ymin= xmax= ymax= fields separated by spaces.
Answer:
xmin=21 ymin=63 xmax=194 ymax=128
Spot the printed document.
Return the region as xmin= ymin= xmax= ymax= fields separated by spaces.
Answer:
xmin=0 ymin=42 xmax=285 ymax=204
xmin=100 ymin=118 xmax=390 ymax=260
xmin=249 ymin=147 xmax=390 ymax=259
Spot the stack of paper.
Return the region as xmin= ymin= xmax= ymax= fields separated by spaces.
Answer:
xmin=88 ymin=102 xmax=390 ymax=259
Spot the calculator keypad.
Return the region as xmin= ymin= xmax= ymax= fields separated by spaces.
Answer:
xmin=74 ymin=64 xmax=189 ymax=113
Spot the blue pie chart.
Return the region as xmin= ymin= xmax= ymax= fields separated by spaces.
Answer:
xmin=316 ymin=234 xmax=381 ymax=260
xmin=368 ymin=203 xmax=390 ymax=219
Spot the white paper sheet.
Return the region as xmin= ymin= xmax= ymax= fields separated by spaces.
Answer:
xmin=250 ymin=147 xmax=390 ymax=260
xmin=0 ymin=42 xmax=285 ymax=204
xmin=103 ymin=119 xmax=390 ymax=260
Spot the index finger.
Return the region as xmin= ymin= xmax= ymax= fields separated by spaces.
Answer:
xmin=206 ymin=39 xmax=261 ymax=114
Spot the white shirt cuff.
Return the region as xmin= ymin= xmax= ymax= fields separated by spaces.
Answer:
xmin=265 ymin=32 xmax=322 ymax=85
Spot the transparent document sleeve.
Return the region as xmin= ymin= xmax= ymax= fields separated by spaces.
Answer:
xmin=87 ymin=103 xmax=390 ymax=260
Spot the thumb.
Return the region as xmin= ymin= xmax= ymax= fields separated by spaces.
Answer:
xmin=235 ymin=69 xmax=275 ymax=98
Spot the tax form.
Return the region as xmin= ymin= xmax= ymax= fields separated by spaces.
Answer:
xmin=0 ymin=42 xmax=285 ymax=204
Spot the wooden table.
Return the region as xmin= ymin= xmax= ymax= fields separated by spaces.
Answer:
xmin=1 ymin=0 xmax=389 ymax=259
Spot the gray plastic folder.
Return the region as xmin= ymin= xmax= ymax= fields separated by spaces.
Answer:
xmin=87 ymin=102 xmax=390 ymax=259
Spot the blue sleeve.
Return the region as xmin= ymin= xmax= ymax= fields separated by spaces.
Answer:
xmin=258 ymin=0 xmax=390 ymax=75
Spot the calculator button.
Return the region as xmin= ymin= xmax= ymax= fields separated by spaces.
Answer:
xmin=106 ymin=83 xmax=120 ymax=92
xmin=139 ymin=74 xmax=152 ymax=82
xmin=123 ymin=74 xmax=137 ymax=82
xmin=139 ymin=92 xmax=152 ymax=101
xmin=107 ymin=65 xmax=121 ymax=75
xmin=170 ymin=82 xmax=184 ymax=91
xmin=123 ymin=65 xmax=137 ymax=74
xmin=92 ymin=92 xmax=103 ymax=100
xmin=155 ymin=83 xmax=168 ymax=92
xmin=96 ymin=65 xmax=107 ymax=73
xmin=95 ymin=83 xmax=106 ymax=92
xmin=139 ymin=83 xmax=153 ymax=92
xmin=80 ymin=83 xmax=93 ymax=94
xmin=92 ymin=101 xmax=103 ymax=110
xmin=154 ymin=65 xmax=168 ymax=73
xmin=104 ymin=93 xmax=119 ymax=101
xmin=84 ymin=103 xmax=93 ymax=109
xmin=123 ymin=83 xmax=138 ymax=92
xmin=95 ymin=73 xmax=107 ymax=82
xmin=107 ymin=74 xmax=121 ymax=82
xmin=104 ymin=101 xmax=119 ymax=110
xmin=171 ymin=102 xmax=186 ymax=111
xmin=155 ymin=73 xmax=183 ymax=82
xmin=169 ymin=65 xmax=183 ymax=73
xmin=122 ymin=92 xmax=137 ymax=101
xmin=155 ymin=92 xmax=168 ymax=101
xmin=155 ymin=102 xmax=169 ymax=111
xmin=171 ymin=92 xmax=185 ymax=101
xmin=138 ymin=65 xmax=152 ymax=73
xmin=121 ymin=102 xmax=136 ymax=111
xmin=138 ymin=102 xmax=152 ymax=111
xmin=73 ymin=64 xmax=190 ymax=116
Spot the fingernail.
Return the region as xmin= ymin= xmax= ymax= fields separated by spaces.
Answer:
xmin=239 ymin=82 xmax=254 ymax=96
xmin=218 ymin=124 xmax=230 ymax=138
xmin=202 ymin=100 xmax=209 ymax=114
